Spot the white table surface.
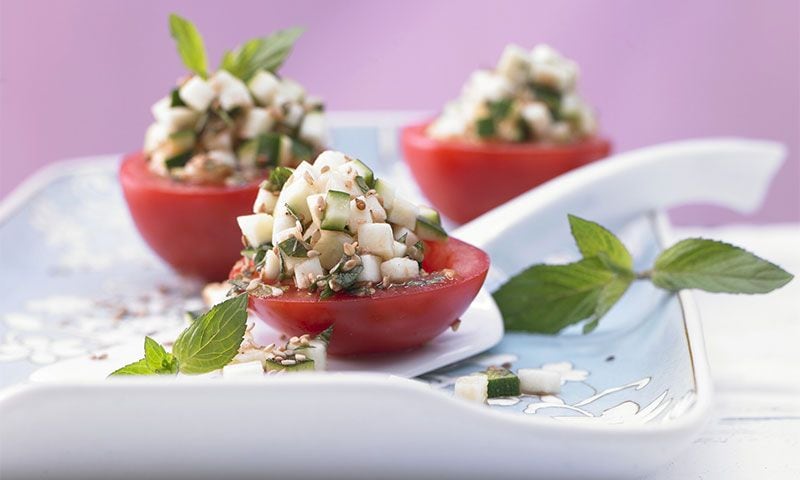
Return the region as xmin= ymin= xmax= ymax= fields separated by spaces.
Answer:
xmin=645 ymin=222 xmax=800 ymax=479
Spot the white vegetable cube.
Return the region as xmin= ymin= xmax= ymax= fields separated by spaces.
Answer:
xmin=380 ymin=258 xmax=420 ymax=283
xmin=209 ymin=70 xmax=239 ymax=93
xmin=392 ymin=226 xmax=419 ymax=246
xmin=253 ymin=188 xmax=278 ymax=214
xmin=151 ymin=97 xmax=199 ymax=133
xmin=281 ymin=254 xmax=305 ymax=275
xmin=179 ymin=76 xmax=216 ymax=111
xmin=521 ymin=102 xmax=552 ymax=136
xmin=262 ymin=249 xmax=281 ymax=281
xmin=462 ymin=70 xmax=511 ymax=103
xmin=143 ymin=122 xmax=168 ymax=153
xmin=283 ymin=103 xmax=304 ymax=128
xmin=392 ymin=241 xmax=407 ymax=258
xmin=427 ymin=113 xmax=468 ymax=140
xmin=207 ymin=150 xmax=236 ymax=167
xmin=240 ymin=107 xmax=275 ymax=138
xmin=530 ymin=44 xmax=561 ymax=64
xmin=298 ymin=339 xmax=326 ymax=371
xmin=497 ymin=44 xmax=531 ymax=85
xmin=374 ymin=179 xmax=396 ymax=211
xmin=248 ymin=70 xmax=280 ymax=105
xmin=277 ymin=177 xmax=316 ymax=223
xmin=313 ymin=150 xmax=349 ymax=172
xmin=222 ymin=361 xmax=264 ymax=378
xmin=454 ymin=375 xmax=488 ymax=404
xmin=306 ymin=194 xmax=325 ymax=226
xmin=293 ymin=256 xmax=324 ymax=289
xmin=237 ymin=214 xmax=274 ymax=247
xmin=531 ymin=62 xmax=574 ymax=92
xmin=293 ymin=161 xmax=319 ymax=182
xmin=274 ymin=78 xmax=305 ymax=105
xmin=364 ymin=194 xmax=386 ymax=222
xmin=231 ymin=348 xmax=268 ymax=365
xmin=299 ymin=111 xmax=327 ymax=146
xmin=357 ymin=254 xmax=383 ymax=283
xmin=387 ymin=196 xmax=418 ymax=231
xmin=202 ymin=130 xmax=232 ymax=151
xmin=319 ymin=170 xmax=361 ymax=197
xmin=348 ymin=197 xmax=373 ymax=233
xmin=219 ymin=76 xmax=253 ymax=110
xmin=518 ymin=369 xmax=561 ymax=394
xmin=357 ymin=223 xmax=394 ymax=260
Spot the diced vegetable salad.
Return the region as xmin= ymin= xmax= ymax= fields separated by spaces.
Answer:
xmin=428 ymin=44 xmax=597 ymax=144
xmin=145 ymin=70 xmax=325 ymax=185
xmin=231 ymin=151 xmax=450 ymax=298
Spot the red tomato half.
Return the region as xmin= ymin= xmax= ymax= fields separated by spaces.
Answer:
xmin=247 ymin=238 xmax=490 ymax=356
xmin=401 ymin=122 xmax=612 ymax=223
xmin=120 ymin=152 xmax=262 ymax=281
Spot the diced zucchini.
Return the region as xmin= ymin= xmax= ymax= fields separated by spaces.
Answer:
xmin=164 ymin=151 xmax=193 ymax=170
xmin=296 ymin=339 xmax=327 ymax=371
xmin=357 ymin=254 xmax=382 ymax=283
xmin=373 ymin=178 xmax=395 ymax=211
xmin=418 ymin=205 xmax=442 ymax=226
xmin=237 ymin=213 xmax=274 ymax=247
xmin=306 ymin=193 xmax=325 ymax=226
xmin=454 ymin=375 xmax=488 ymax=404
xmin=313 ymin=150 xmax=348 ymax=172
xmin=357 ymin=223 xmax=394 ymax=260
xmin=264 ymin=358 xmax=315 ymax=373
xmin=387 ymin=196 xmax=418 ymax=231
xmin=392 ymin=240 xmax=407 ymax=258
xmin=321 ymin=190 xmax=351 ymax=231
xmin=364 ymin=194 xmax=387 ymax=222
xmin=518 ymin=369 xmax=561 ymax=395
xmin=380 ymin=257 xmax=420 ymax=283
xmin=350 ymin=158 xmax=375 ymax=187
xmin=253 ymin=188 xmax=278 ymax=214
xmin=392 ymin=226 xmax=419 ymax=246
xmin=237 ymin=132 xmax=281 ymax=167
xmin=293 ymin=256 xmax=324 ymax=289
xmin=278 ymin=179 xmax=315 ymax=225
xmin=313 ymin=230 xmax=352 ymax=270
xmin=271 ymin=205 xmax=298 ymax=244
xmin=482 ymin=367 xmax=521 ymax=397
xmin=347 ymin=197 xmax=373 ymax=233
xmin=415 ymin=216 xmax=448 ymax=241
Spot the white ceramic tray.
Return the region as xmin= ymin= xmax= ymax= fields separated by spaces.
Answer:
xmin=0 ymin=118 xmax=785 ymax=478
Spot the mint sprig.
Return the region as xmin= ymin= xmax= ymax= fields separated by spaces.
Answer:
xmin=494 ymin=215 xmax=793 ymax=334
xmin=109 ymin=295 xmax=249 ymax=377
xmin=168 ymin=13 xmax=209 ymax=79
xmin=221 ymin=27 xmax=304 ymax=81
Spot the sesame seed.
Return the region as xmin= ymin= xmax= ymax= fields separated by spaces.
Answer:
xmin=289 ymin=336 xmax=299 ymax=344
xmin=343 ymin=243 xmax=356 ymax=256
xmin=382 ymin=276 xmax=390 ymax=286
xmin=295 ymin=354 xmax=307 ymax=361
xmin=320 ymin=165 xmax=330 ymax=173
xmin=281 ymin=359 xmax=296 ymax=366
xmin=303 ymin=172 xmax=315 ymax=185
xmin=355 ymin=198 xmax=366 ymax=210
xmin=246 ymin=279 xmax=261 ymax=291
xmin=343 ymin=259 xmax=359 ymax=271
xmin=329 ymin=279 xmax=342 ymax=292
xmin=345 ymin=180 xmax=353 ymax=189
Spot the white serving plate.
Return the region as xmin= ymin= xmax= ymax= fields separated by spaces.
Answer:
xmin=0 ymin=121 xmax=785 ymax=478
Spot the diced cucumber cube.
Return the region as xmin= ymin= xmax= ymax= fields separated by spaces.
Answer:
xmin=293 ymin=257 xmax=324 ymax=289
xmin=454 ymin=375 xmax=488 ymax=404
xmin=364 ymin=194 xmax=387 ymax=222
xmin=278 ymin=178 xmax=316 ymax=225
xmin=392 ymin=240 xmax=407 ymax=258
xmin=358 ymin=223 xmax=394 ymax=260
xmin=253 ymin=188 xmax=278 ymax=214
xmin=482 ymin=367 xmax=521 ymax=397
xmin=387 ymin=196 xmax=418 ymax=231
xmin=380 ymin=257 xmax=420 ymax=283
xmin=248 ymin=70 xmax=280 ymax=105
xmin=357 ymin=254 xmax=382 ymax=283
xmin=179 ymin=76 xmax=216 ymax=111
xmin=144 ymin=123 xmax=169 ymax=154
xmin=272 ymin=205 xmax=299 ymax=245
xmin=418 ymin=205 xmax=442 ymax=226
xmin=313 ymin=150 xmax=348 ymax=172
xmin=415 ymin=217 xmax=448 ymax=241
xmin=350 ymin=158 xmax=375 ymax=187
xmin=348 ymin=197 xmax=373 ymax=233
xmin=296 ymin=340 xmax=327 ymax=371
xmin=374 ymin=178 xmax=395 ymax=211
xmin=239 ymin=107 xmax=275 ymax=139
xmin=164 ymin=151 xmax=193 ymax=170
xmin=237 ymin=213 xmax=274 ymax=247
xmin=313 ymin=230 xmax=352 ymax=270
xmin=518 ymin=369 xmax=561 ymax=394
xmin=237 ymin=132 xmax=281 ymax=167
xmin=306 ymin=193 xmax=325 ymax=226
xmin=222 ymin=361 xmax=264 ymax=378
xmin=321 ymin=190 xmax=351 ymax=231
xmin=264 ymin=358 xmax=315 ymax=373
xmin=392 ymin=226 xmax=419 ymax=246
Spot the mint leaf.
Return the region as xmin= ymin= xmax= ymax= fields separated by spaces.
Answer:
xmin=109 ymin=358 xmax=153 ymax=376
xmin=221 ymin=27 xmax=304 ymax=81
xmin=108 ymin=336 xmax=178 ymax=377
xmin=494 ymin=257 xmax=633 ymax=334
xmin=652 ymin=238 xmax=794 ymax=293
xmin=266 ymin=166 xmax=294 ymax=192
xmin=568 ymin=214 xmax=633 ymax=271
xmin=172 ymin=294 xmax=249 ymax=374
xmin=169 ymin=13 xmax=209 ymax=78
xmin=278 ymin=237 xmax=309 ymax=258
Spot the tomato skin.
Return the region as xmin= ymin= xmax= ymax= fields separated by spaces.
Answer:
xmin=248 ymin=238 xmax=490 ymax=356
xmin=401 ymin=123 xmax=612 ymax=223
xmin=120 ymin=152 xmax=262 ymax=281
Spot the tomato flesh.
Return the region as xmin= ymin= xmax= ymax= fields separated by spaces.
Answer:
xmin=247 ymin=238 xmax=490 ymax=356
xmin=120 ymin=152 xmax=262 ymax=281
xmin=401 ymin=122 xmax=612 ymax=223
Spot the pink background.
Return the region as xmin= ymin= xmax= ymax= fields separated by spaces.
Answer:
xmin=1 ymin=0 xmax=798 ymax=224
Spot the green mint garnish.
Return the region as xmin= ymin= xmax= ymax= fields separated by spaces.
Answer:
xmin=267 ymin=166 xmax=294 ymax=191
xmin=170 ymin=88 xmax=187 ymax=107
xmin=220 ymin=27 xmax=304 ymax=81
xmin=494 ymin=214 xmax=793 ymax=334
xmin=319 ymin=255 xmax=363 ymax=299
xmin=168 ymin=13 xmax=209 ymax=79
xmin=109 ymin=295 xmax=249 ymax=377
xmin=278 ymin=237 xmax=309 ymax=258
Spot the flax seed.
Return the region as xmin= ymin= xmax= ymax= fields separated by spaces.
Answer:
xmin=303 ymin=172 xmax=315 ymax=186
xmin=355 ymin=198 xmax=366 ymax=210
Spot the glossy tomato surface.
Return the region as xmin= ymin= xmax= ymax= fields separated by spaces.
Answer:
xmin=120 ymin=152 xmax=261 ymax=281
xmin=402 ymin=123 xmax=612 ymax=223
xmin=248 ymin=238 xmax=490 ymax=356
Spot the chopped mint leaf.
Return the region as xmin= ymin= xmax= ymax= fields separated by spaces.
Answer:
xmin=170 ymin=88 xmax=187 ymax=107
xmin=285 ymin=203 xmax=305 ymax=226
xmin=530 ymin=84 xmax=561 ymax=118
xmin=291 ymin=138 xmax=314 ymax=162
xmin=172 ymin=294 xmax=249 ymax=374
xmin=476 ymin=117 xmax=495 ymax=138
xmin=316 ymin=325 xmax=334 ymax=345
xmin=278 ymin=237 xmax=309 ymax=258
xmin=488 ymin=98 xmax=513 ymax=120
xmin=220 ymin=27 xmax=304 ymax=81
xmin=168 ymin=13 xmax=209 ymax=79
xmin=652 ymin=238 xmax=794 ymax=293
xmin=267 ymin=166 xmax=294 ymax=191
xmin=355 ymin=176 xmax=369 ymax=193
xmin=164 ymin=151 xmax=193 ymax=170
xmin=319 ymin=256 xmax=363 ymax=299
